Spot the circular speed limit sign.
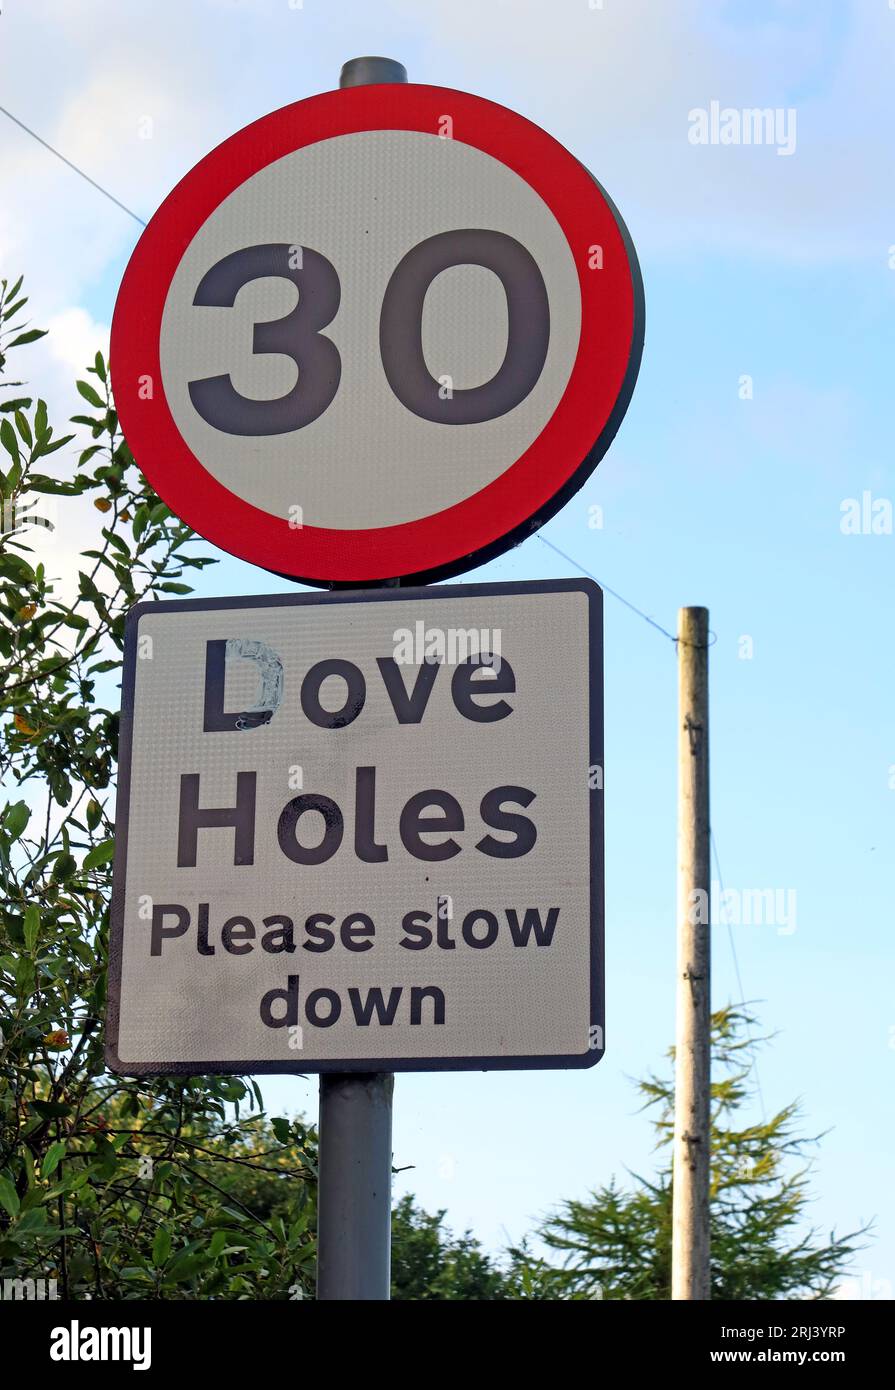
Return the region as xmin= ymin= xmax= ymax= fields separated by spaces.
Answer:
xmin=111 ymin=83 xmax=643 ymax=586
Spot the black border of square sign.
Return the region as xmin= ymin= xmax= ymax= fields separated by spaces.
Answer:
xmin=106 ymin=577 xmax=603 ymax=1075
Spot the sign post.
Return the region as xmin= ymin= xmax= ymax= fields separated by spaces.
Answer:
xmin=317 ymin=56 xmax=407 ymax=1305
xmin=109 ymin=52 xmax=640 ymax=1302
xmin=316 ymin=1071 xmax=394 ymax=1301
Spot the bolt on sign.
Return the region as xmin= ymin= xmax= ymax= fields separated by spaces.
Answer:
xmin=110 ymin=82 xmax=643 ymax=586
xmin=106 ymin=580 xmax=603 ymax=1074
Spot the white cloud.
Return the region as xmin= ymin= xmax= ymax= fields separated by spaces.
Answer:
xmin=45 ymin=307 xmax=110 ymax=380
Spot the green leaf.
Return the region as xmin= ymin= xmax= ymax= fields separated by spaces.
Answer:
xmin=8 ymin=329 xmax=47 ymax=348
xmin=33 ymin=434 xmax=75 ymax=458
xmin=152 ymin=1225 xmax=172 ymax=1266
xmin=0 ymin=417 xmax=18 ymax=462
xmin=83 ymin=839 xmax=114 ymax=870
xmin=1 ymin=552 xmax=35 ymax=583
xmin=271 ymin=1116 xmax=291 ymax=1144
xmin=46 ymin=1168 xmax=90 ymax=1198
xmin=41 ymin=1141 xmax=66 ymax=1179
xmin=14 ymin=1208 xmax=53 ymax=1234
xmin=23 ymin=904 xmax=40 ymax=952
xmin=166 ymin=1252 xmax=207 ymax=1282
xmin=105 ymin=531 xmax=130 ymax=557
xmin=15 ymin=411 xmax=32 ymax=447
xmin=13 ymin=956 xmax=35 ymax=997
xmin=3 ymin=455 xmax=22 ymax=492
xmin=208 ymin=1229 xmax=230 ymax=1258
xmin=76 ymin=380 xmax=104 ymax=409
xmin=29 ymin=1100 xmax=73 ymax=1120
xmin=3 ymin=913 xmax=25 ymax=946
xmin=4 ymin=800 xmax=30 ymax=840
xmin=51 ymin=853 xmax=76 ymax=883
xmin=0 ymin=1176 xmax=21 ymax=1218
xmin=27 ymin=474 xmax=81 ymax=495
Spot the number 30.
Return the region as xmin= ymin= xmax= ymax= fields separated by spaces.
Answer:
xmin=187 ymin=231 xmax=550 ymax=437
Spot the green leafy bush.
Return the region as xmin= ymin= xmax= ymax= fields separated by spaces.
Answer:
xmin=0 ymin=276 xmax=317 ymax=1299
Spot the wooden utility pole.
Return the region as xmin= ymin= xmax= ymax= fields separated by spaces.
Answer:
xmin=671 ymin=606 xmax=711 ymax=1299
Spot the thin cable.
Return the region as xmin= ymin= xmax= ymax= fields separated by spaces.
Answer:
xmin=538 ymin=534 xmax=679 ymax=642
xmin=1 ymin=102 xmax=761 ymax=1128
xmin=0 ymin=105 xmax=147 ymax=227
xmin=538 ymin=531 xmax=763 ymax=1122
xmin=711 ymin=828 xmax=767 ymax=1124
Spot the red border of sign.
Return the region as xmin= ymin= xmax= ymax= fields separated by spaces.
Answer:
xmin=111 ymin=84 xmax=644 ymax=586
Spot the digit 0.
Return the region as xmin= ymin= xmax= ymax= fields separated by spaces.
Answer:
xmin=379 ymin=229 xmax=549 ymax=424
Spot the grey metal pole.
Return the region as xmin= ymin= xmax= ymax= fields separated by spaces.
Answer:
xmin=317 ymin=1073 xmax=395 ymax=1300
xmin=339 ymin=56 xmax=408 ymax=88
xmin=671 ymin=606 xmax=711 ymax=1299
xmin=316 ymin=55 xmax=408 ymax=1304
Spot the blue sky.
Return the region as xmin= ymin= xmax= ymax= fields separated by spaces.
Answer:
xmin=2 ymin=0 xmax=892 ymax=1294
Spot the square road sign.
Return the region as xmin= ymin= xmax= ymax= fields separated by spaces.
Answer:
xmin=107 ymin=578 xmax=603 ymax=1073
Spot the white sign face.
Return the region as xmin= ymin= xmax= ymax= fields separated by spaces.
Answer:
xmin=159 ymin=131 xmax=582 ymax=530
xmin=111 ymin=83 xmax=643 ymax=585
xmin=107 ymin=580 xmax=603 ymax=1074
